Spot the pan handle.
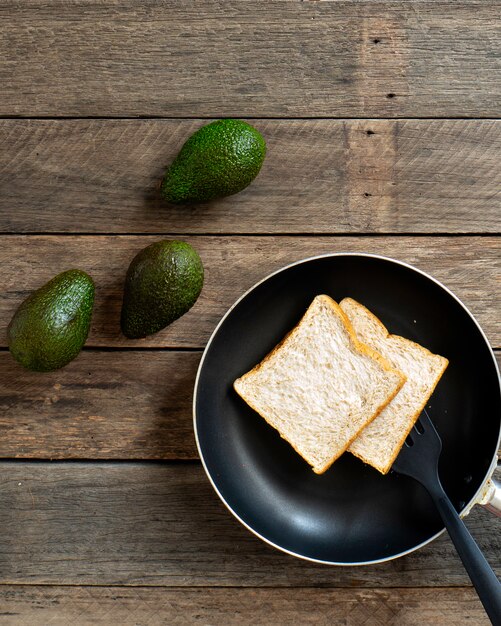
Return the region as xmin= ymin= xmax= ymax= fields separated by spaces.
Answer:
xmin=478 ymin=463 xmax=501 ymax=518
xmin=481 ymin=477 xmax=501 ymax=518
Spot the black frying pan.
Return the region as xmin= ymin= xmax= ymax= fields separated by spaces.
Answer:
xmin=194 ymin=254 xmax=501 ymax=564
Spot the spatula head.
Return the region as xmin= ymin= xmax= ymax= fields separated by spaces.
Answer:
xmin=392 ymin=410 xmax=443 ymax=483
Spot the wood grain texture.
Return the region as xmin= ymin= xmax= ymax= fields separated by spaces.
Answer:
xmin=0 ymin=351 xmax=499 ymax=461
xmin=0 ymin=351 xmax=200 ymax=459
xmin=0 ymin=1 xmax=500 ymax=117
xmin=0 ymin=0 xmax=498 ymax=619
xmin=0 ymin=236 xmax=499 ymax=348
xmin=0 ymin=585 xmax=490 ymax=626
xmin=0 ymin=462 xmax=499 ymax=586
xmin=1 ymin=119 xmax=500 ymax=234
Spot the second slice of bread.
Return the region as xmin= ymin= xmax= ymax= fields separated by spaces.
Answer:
xmin=341 ymin=297 xmax=449 ymax=474
xmin=234 ymin=295 xmax=406 ymax=474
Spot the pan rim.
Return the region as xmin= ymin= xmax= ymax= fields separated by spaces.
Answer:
xmin=193 ymin=252 xmax=501 ymax=566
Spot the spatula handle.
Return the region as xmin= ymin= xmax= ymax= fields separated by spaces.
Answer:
xmin=433 ymin=491 xmax=501 ymax=626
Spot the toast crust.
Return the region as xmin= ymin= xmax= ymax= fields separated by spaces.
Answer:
xmin=342 ymin=297 xmax=449 ymax=474
xmin=234 ymin=295 xmax=407 ymax=474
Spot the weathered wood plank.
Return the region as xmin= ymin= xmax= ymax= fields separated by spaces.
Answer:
xmin=0 ymin=2 xmax=499 ymax=117
xmin=0 ymin=586 xmax=490 ymax=626
xmin=0 ymin=351 xmax=499 ymax=460
xmin=1 ymin=119 xmax=500 ymax=234
xmin=0 ymin=463 xmax=499 ymax=586
xmin=0 ymin=236 xmax=499 ymax=348
xmin=0 ymin=351 xmax=200 ymax=460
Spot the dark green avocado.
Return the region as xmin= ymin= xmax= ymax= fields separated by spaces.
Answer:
xmin=120 ymin=240 xmax=204 ymax=339
xmin=161 ymin=119 xmax=266 ymax=204
xmin=7 ymin=269 xmax=95 ymax=372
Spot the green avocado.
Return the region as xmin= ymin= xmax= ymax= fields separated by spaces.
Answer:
xmin=120 ymin=240 xmax=204 ymax=339
xmin=161 ymin=119 xmax=266 ymax=204
xmin=7 ymin=269 xmax=95 ymax=372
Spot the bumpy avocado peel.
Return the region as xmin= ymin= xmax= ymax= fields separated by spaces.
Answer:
xmin=8 ymin=269 xmax=95 ymax=372
xmin=161 ymin=119 xmax=266 ymax=204
xmin=121 ymin=240 xmax=204 ymax=339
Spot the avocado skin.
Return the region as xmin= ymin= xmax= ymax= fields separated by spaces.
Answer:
xmin=161 ymin=119 xmax=266 ymax=204
xmin=121 ymin=240 xmax=204 ymax=339
xmin=7 ymin=269 xmax=95 ymax=372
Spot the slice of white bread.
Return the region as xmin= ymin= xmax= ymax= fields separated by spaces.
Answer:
xmin=234 ymin=295 xmax=406 ymax=474
xmin=340 ymin=297 xmax=449 ymax=474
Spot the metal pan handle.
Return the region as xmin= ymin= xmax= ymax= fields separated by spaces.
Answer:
xmin=477 ymin=461 xmax=501 ymax=518
xmin=481 ymin=476 xmax=501 ymax=518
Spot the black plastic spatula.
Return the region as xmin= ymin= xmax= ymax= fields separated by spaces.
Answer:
xmin=392 ymin=410 xmax=501 ymax=626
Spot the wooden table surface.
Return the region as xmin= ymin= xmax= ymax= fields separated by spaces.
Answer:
xmin=0 ymin=2 xmax=500 ymax=624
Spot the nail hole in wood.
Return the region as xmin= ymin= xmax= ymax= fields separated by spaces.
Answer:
xmin=364 ymin=193 xmax=372 ymax=197
xmin=387 ymin=93 xmax=396 ymax=99
xmin=373 ymin=38 xmax=381 ymax=44
xmin=366 ymin=130 xmax=375 ymax=136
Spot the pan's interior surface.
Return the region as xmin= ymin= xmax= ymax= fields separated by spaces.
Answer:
xmin=195 ymin=255 xmax=501 ymax=563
